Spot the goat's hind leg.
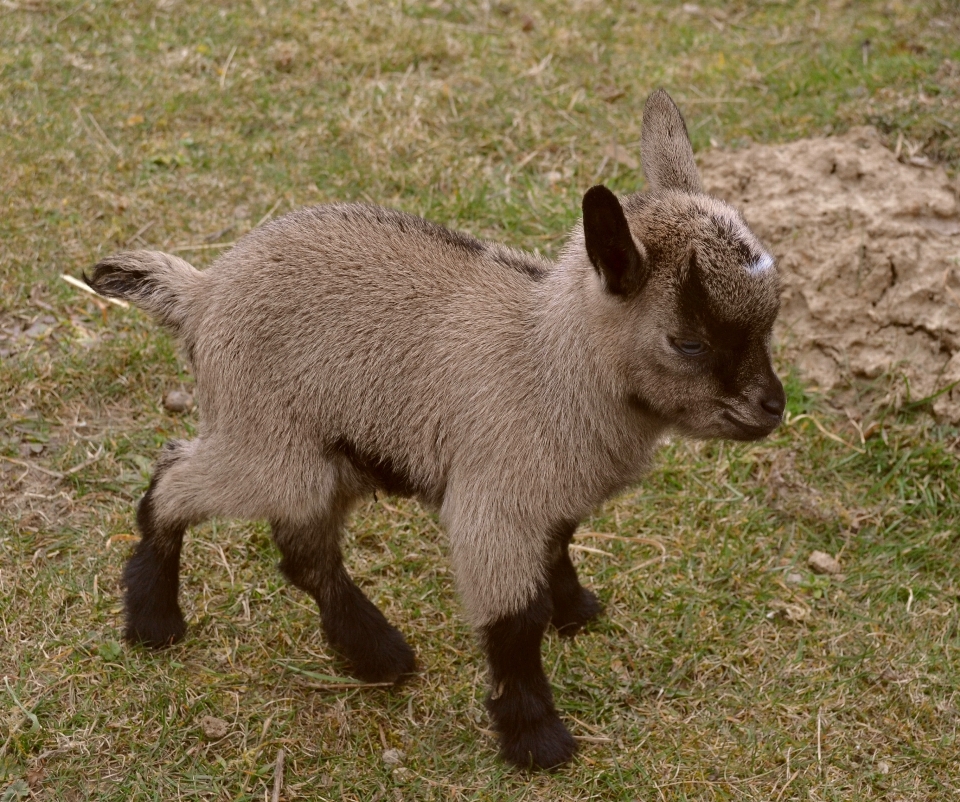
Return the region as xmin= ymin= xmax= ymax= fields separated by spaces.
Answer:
xmin=124 ymin=440 xmax=195 ymax=647
xmin=272 ymin=507 xmax=416 ymax=684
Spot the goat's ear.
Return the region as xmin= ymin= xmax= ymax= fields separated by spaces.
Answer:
xmin=582 ymin=185 xmax=648 ymax=296
xmin=640 ymin=89 xmax=703 ymax=194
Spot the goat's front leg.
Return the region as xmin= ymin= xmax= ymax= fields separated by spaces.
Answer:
xmin=447 ymin=496 xmax=579 ymax=769
xmin=479 ymin=584 xmax=577 ymax=769
xmin=548 ymin=521 xmax=603 ymax=636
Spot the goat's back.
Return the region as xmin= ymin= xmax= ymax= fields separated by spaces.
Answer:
xmin=191 ymin=204 xmax=595 ymax=505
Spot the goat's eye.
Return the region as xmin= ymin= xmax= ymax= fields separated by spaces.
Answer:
xmin=672 ymin=339 xmax=707 ymax=356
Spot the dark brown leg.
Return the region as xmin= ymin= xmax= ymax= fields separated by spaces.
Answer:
xmin=548 ymin=522 xmax=602 ymax=636
xmin=271 ymin=517 xmax=416 ymax=683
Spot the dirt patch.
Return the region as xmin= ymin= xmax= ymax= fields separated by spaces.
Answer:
xmin=699 ymin=127 xmax=960 ymax=422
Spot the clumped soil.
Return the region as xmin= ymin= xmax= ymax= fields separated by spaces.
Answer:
xmin=699 ymin=127 xmax=960 ymax=422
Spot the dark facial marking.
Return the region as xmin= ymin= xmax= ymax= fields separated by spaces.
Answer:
xmin=677 ymin=251 xmax=749 ymax=348
xmin=710 ymin=216 xmax=755 ymax=266
xmin=676 ymin=251 xmax=775 ymax=393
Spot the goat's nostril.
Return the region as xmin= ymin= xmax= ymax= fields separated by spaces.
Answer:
xmin=761 ymin=395 xmax=785 ymax=417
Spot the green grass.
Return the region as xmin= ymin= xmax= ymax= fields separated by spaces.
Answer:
xmin=2 ymin=1 xmax=960 ymax=799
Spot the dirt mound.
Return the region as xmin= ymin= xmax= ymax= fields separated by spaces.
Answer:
xmin=698 ymin=127 xmax=960 ymax=423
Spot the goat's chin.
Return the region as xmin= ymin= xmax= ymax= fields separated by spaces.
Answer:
xmin=720 ymin=412 xmax=780 ymax=441
xmin=671 ymin=413 xmax=778 ymax=442
xmin=668 ymin=418 xmax=732 ymax=441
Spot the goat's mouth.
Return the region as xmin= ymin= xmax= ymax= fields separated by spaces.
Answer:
xmin=722 ymin=411 xmax=779 ymax=441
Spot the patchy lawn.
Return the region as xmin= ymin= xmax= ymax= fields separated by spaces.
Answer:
xmin=2 ymin=1 xmax=959 ymax=799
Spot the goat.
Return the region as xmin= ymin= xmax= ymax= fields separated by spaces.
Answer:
xmin=85 ymin=90 xmax=783 ymax=769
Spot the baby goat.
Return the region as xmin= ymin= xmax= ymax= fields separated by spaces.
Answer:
xmin=86 ymin=90 xmax=783 ymax=770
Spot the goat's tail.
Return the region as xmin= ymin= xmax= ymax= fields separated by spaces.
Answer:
xmin=84 ymin=250 xmax=205 ymax=343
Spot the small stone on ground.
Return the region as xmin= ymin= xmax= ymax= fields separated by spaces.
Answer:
xmin=163 ymin=390 xmax=193 ymax=413
xmin=808 ymin=550 xmax=842 ymax=575
xmin=200 ymin=715 xmax=229 ymax=740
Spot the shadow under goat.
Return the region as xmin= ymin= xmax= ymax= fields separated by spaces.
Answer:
xmin=84 ymin=89 xmax=784 ymax=770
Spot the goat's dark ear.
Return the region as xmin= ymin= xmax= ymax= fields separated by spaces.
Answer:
xmin=640 ymin=89 xmax=703 ymax=194
xmin=582 ymin=185 xmax=648 ymax=297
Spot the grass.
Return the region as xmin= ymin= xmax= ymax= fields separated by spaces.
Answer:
xmin=2 ymin=0 xmax=960 ymax=799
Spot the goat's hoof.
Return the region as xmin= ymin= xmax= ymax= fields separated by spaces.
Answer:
xmin=124 ymin=608 xmax=187 ymax=649
xmin=499 ymin=715 xmax=578 ymax=771
xmin=339 ymin=626 xmax=417 ymax=684
xmin=552 ymin=587 xmax=602 ymax=637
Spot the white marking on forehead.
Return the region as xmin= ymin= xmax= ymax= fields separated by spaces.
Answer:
xmin=746 ymin=252 xmax=774 ymax=275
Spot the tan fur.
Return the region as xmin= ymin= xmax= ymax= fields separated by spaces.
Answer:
xmin=87 ymin=91 xmax=782 ymax=628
